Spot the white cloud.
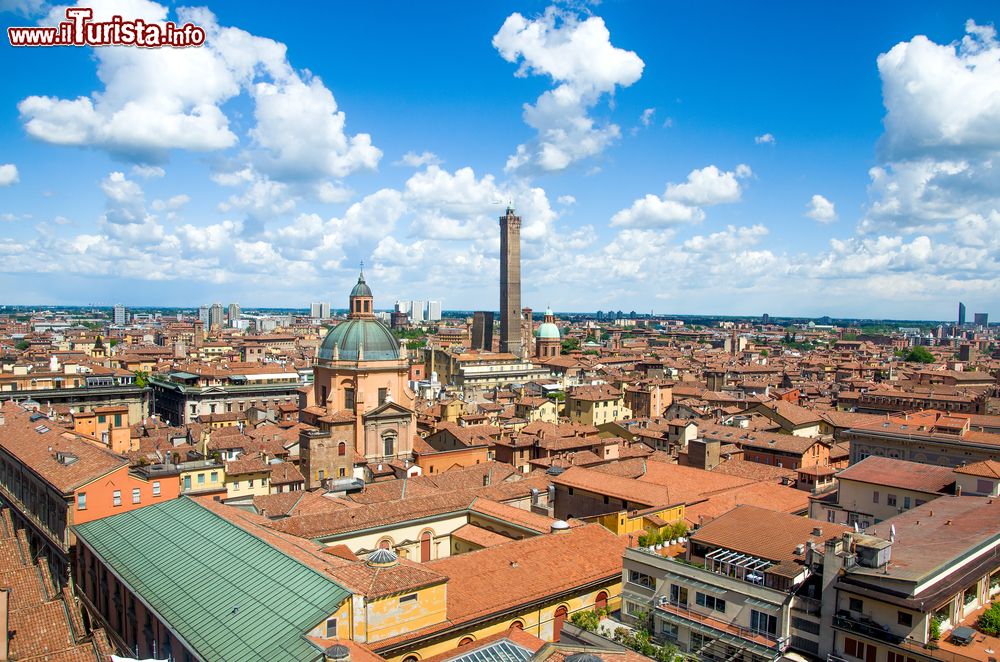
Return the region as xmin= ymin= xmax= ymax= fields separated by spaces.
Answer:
xmin=0 ymin=164 xmax=19 ymax=186
xmin=611 ymin=164 xmax=751 ymax=228
xmin=151 ymin=194 xmax=191 ymax=212
xmin=131 ymin=164 xmax=165 ymax=179
xmin=17 ymin=2 xmax=379 ymax=181
xmin=557 ymin=195 xmax=576 ymax=205
xmin=249 ymin=75 xmax=381 ymax=180
xmin=394 ymin=151 xmax=442 ymax=168
xmin=754 ymin=133 xmax=776 ymax=145
xmin=494 ymin=6 xmax=644 ymax=173
xmin=640 ymin=108 xmax=656 ymax=127
xmin=805 ymin=194 xmax=837 ymax=223
xmin=863 ymin=21 xmax=1000 ymax=235
xmin=665 ymin=164 xmax=752 ymax=206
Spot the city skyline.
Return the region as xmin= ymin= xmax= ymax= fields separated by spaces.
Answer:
xmin=1 ymin=1 xmax=999 ymax=318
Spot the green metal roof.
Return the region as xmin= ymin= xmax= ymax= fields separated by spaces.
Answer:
xmin=74 ymin=497 xmax=350 ymax=662
xmin=318 ymin=318 xmax=400 ymax=362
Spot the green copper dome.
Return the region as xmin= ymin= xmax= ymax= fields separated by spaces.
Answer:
xmin=536 ymin=322 xmax=561 ymax=340
xmin=350 ymin=273 xmax=373 ymax=298
xmin=318 ymin=318 xmax=400 ymax=362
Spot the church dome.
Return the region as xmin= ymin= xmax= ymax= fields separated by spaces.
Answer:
xmin=318 ymin=318 xmax=400 ymax=362
xmin=350 ymin=276 xmax=373 ymax=298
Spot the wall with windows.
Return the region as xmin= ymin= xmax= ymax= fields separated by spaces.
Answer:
xmin=73 ymin=468 xmax=179 ymax=527
xmin=224 ymin=470 xmax=270 ymax=502
xmin=382 ymin=583 xmax=620 ymax=662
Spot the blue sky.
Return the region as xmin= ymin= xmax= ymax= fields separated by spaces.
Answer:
xmin=0 ymin=1 xmax=998 ymax=319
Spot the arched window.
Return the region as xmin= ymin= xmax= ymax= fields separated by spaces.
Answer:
xmin=382 ymin=432 xmax=396 ymax=457
xmin=458 ymin=637 xmax=474 ymax=647
xmin=338 ymin=442 xmax=346 ymax=457
xmin=553 ymin=605 xmax=568 ymax=642
xmin=379 ymin=539 xmax=392 ymax=550
xmin=595 ymin=591 xmax=608 ymax=612
xmin=403 ymin=656 xmax=419 ymax=662
xmin=509 ymin=620 xmax=524 ymax=630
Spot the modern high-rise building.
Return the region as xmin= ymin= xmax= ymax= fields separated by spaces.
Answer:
xmin=959 ymin=302 xmax=967 ymax=326
xmin=227 ymin=303 xmax=241 ymax=325
xmin=198 ymin=305 xmax=210 ymax=325
xmin=974 ymin=312 xmax=989 ymax=328
xmin=112 ymin=304 xmax=126 ymax=326
xmin=471 ymin=311 xmax=494 ymax=351
xmin=762 ymin=313 xmax=770 ymax=325
xmin=499 ymin=206 xmax=522 ymax=358
xmin=410 ymin=300 xmax=426 ymax=323
xmin=425 ymin=300 xmax=442 ymax=322
xmin=310 ymin=302 xmax=331 ymax=319
xmin=208 ymin=303 xmax=224 ymax=330
xmin=395 ymin=300 xmax=412 ymax=315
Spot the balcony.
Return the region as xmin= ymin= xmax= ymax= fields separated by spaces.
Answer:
xmin=655 ymin=599 xmax=787 ymax=653
xmin=832 ymin=612 xmax=904 ymax=645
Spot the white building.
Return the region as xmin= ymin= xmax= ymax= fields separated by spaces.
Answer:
xmin=113 ymin=304 xmax=126 ymax=326
xmin=310 ymin=302 xmax=331 ymax=319
xmin=410 ymin=300 xmax=426 ymax=323
xmin=426 ymin=300 xmax=442 ymax=321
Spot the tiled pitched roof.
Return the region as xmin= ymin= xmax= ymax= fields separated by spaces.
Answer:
xmin=691 ymin=505 xmax=852 ymax=567
xmin=836 ymin=456 xmax=956 ymax=494
xmin=0 ymin=401 xmax=127 ymax=493
xmin=329 ymin=557 xmax=448 ymax=599
xmin=955 ymin=459 xmax=1000 ymax=479
xmin=425 ymin=524 xmax=626 ymax=624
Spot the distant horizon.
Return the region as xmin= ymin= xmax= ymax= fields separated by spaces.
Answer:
xmin=0 ymin=302 xmax=982 ymax=327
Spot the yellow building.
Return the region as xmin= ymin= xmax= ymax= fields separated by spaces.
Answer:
xmin=565 ymin=384 xmax=631 ymax=426
xmin=513 ymin=396 xmax=559 ymax=424
xmin=326 ymin=523 xmax=626 ymax=662
xmin=224 ymin=455 xmax=271 ymax=504
xmin=179 ymin=460 xmax=226 ymax=496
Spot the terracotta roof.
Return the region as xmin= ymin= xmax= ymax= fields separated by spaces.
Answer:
xmin=269 ymin=461 xmax=305 ymax=485
xmin=0 ymin=401 xmax=127 ymax=494
xmin=270 ymin=491 xmax=478 ymax=539
xmin=469 ymin=498 xmax=561 ymax=533
xmin=836 ymin=456 xmax=955 ymax=494
xmin=225 ymin=454 xmax=270 ymax=476
xmin=691 ymin=505 xmax=852 ymax=569
xmin=451 ymin=523 xmax=514 ymax=548
xmin=425 ymin=524 xmax=626 ymax=624
xmin=330 ymin=557 xmax=448 ymax=599
xmin=954 ymin=459 xmax=1000 ymax=479
xmin=552 ymin=466 xmax=675 ymax=508
xmin=759 ymin=400 xmax=823 ymax=426
xmin=0 ymin=508 xmax=114 ymax=661
xmin=684 ymin=482 xmax=810 ymax=526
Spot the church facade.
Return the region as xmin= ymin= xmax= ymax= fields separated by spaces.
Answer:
xmin=301 ymin=270 xmax=418 ymax=485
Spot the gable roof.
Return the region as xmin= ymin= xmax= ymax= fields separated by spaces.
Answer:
xmin=74 ymin=497 xmax=351 ymax=662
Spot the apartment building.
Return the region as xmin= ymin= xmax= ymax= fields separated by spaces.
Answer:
xmin=622 ymin=506 xmax=852 ymax=661
xmin=823 ymin=497 xmax=1000 ymax=662
xmin=809 ymin=456 xmax=956 ymax=527
xmin=565 ymin=384 xmax=632 ymax=426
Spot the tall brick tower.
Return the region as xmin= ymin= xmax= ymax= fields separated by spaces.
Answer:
xmin=499 ymin=206 xmax=523 ymax=358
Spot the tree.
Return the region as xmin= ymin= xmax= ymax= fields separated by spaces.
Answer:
xmin=904 ymin=346 xmax=935 ymax=363
xmin=133 ymin=370 xmax=150 ymax=388
xmin=759 ymin=349 xmax=769 ymax=357
xmin=570 ymin=610 xmax=602 ymax=632
xmin=978 ymin=603 xmax=1000 ymax=637
xmin=561 ymin=337 xmax=581 ymax=353
xmin=14 ymin=340 xmax=29 ymax=351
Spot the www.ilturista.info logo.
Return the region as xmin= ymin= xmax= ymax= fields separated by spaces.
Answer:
xmin=8 ymin=7 xmax=206 ymax=48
